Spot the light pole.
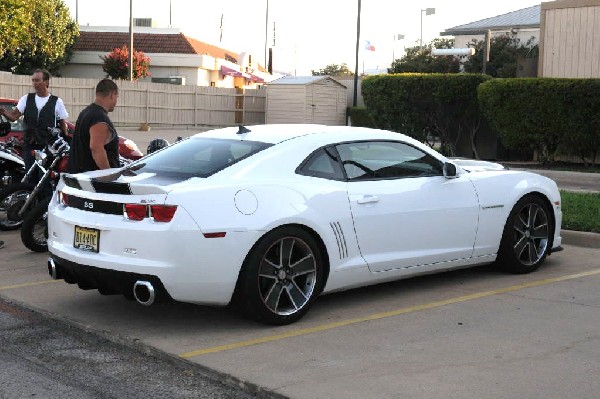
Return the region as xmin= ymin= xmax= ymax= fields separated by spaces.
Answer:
xmin=392 ymin=33 xmax=405 ymax=64
xmin=420 ymin=7 xmax=435 ymax=50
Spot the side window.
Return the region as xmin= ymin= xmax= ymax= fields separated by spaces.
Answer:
xmin=335 ymin=141 xmax=443 ymax=180
xmin=297 ymin=147 xmax=345 ymax=180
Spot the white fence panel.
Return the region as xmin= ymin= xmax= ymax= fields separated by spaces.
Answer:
xmin=0 ymin=72 xmax=265 ymax=128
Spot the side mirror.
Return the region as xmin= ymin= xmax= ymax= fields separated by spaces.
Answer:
xmin=443 ymin=162 xmax=458 ymax=179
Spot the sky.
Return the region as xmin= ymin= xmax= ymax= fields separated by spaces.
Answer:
xmin=62 ymin=0 xmax=542 ymax=75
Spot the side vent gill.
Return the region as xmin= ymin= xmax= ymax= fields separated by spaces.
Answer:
xmin=330 ymin=221 xmax=348 ymax=259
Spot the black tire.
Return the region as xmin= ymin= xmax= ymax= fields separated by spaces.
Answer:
xmin=496 ymin=195 xmax=554 ymax=274
xmin=0 ymin=182 xmax=36 ymax=230
xmin=21 ymin=197 xmax=51 ymax=253
xmin=235 ymin=226 xmax=326 ymax=325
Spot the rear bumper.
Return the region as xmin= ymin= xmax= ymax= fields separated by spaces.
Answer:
xmin=47 ymin=199 xmax=263 ymax=306
xmin=49 ymin=254 xmax=172 ymax=301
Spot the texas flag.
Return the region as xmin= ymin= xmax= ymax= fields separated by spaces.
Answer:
xmin=365 ymin=40 xmax=376 ymax=51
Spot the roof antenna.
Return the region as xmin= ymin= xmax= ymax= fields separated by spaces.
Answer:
xmin=237 ymin=125 xmax=251 ymax=134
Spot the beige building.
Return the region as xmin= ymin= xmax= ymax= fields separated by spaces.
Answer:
xmin=60 ymin=26 xmax=272 ymax=89
xmin=538 ymin=0 xmax=600 ymax=77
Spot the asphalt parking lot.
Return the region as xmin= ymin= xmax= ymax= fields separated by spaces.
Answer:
xmin=1 ymin=227 xmax=599 ymax=399
xmin=2 ymin=126 xmax=599 ymax=397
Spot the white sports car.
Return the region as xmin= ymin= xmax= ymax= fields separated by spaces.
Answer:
xmin=47 ymin=124 xmax=562 ymax=325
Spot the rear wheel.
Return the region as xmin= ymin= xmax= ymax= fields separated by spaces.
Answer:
xmin=497 ymin=195 xmax=553 ymax=274
xmin=21 ymin=197 xmax=51 ymax=252
xmin=0 ymin=182 xmax=35 ymax=230
xmin=235 ymin=226 xmax=325 ymax=325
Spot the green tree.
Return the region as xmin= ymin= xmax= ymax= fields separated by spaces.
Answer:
xmin=311 ymin=63 xmax=354 ymax=76
xmin=0 ymin=0 xmax=79 ymax=75
xmin=463 ymin=34 xmax=538 ymax=77
xmin=102 ymin=46 xmax=151 ymax=81
xmin=389 ymin=38 xmax=460 ymax=74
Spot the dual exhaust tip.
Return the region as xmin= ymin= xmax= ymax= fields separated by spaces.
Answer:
xmin=47 ymin=258 xmax=157 ymax=306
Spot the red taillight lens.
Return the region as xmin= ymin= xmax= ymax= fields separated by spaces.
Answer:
xmin=124 ymin=204 xmax=147 ymax=221
xmin=150 ymin=205 xmax=177 ymax=222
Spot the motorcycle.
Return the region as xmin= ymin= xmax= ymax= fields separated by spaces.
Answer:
xmin=0 ymin=128 xmax=69 ymax=232
xmin=0 ymin=117 xmax=25 ymax=187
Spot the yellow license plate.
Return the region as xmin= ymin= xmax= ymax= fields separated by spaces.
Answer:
xmin=74 ymin=226 xmax=100 ymax=253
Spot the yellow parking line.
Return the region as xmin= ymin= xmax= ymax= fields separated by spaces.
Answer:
xmin=0 ymin=279 xmax=62 ymax=291
xmin=179 ymin=268 xmax=600 ymax=359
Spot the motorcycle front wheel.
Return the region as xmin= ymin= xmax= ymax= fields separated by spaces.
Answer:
xmin=21 ymin=197 xmax=51 ymax=252
xmin=0 ymin=182 xmax=35 ymax=230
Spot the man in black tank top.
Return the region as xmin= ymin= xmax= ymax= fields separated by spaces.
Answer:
xmin=69 ymin=79 xmax=120 ymax=173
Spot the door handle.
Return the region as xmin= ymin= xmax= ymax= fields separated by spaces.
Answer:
xmin=356 ymin=195 xmax=379 ymax=204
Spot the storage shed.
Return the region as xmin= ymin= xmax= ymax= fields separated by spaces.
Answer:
xmin=539 ymin=0 xmax=600 ymax=78
xmin=266 ymin=76 xmax=347 ymax=125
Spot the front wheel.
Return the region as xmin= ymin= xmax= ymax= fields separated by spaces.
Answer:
xmin=21 ymin=197 xmax=51 ymax=252
xmin=235 ymin=226 xmax=325 ymax=325
xmin=496 ymin=195 xmax=553 ymax=274
xmin=0 ymin=182 xmax=36 ymax=230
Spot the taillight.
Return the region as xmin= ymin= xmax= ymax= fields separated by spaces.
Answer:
xmin=58 ymin=191 xmax=69 ymax=206
xmin=124 ymin=204 xmax=147 ymax=221
xmin=123 ymin=204 xmax=177 ymax=222
xmin=150 ymin=205 xmax=177 ymax=222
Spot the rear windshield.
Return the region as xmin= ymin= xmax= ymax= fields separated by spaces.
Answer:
xmin=125 ymin=137 xmax=272 ymax=178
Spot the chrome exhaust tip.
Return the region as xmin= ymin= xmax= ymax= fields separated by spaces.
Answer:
xmin=133 ymin=280 xmax=155 ymax=306
xmin=47 ymin=258 xmax=61 ymax=280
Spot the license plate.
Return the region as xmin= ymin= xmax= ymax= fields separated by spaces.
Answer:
xmin=74 ymin=226 xmax=100 ymax=253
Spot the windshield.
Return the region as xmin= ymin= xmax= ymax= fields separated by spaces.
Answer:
xmin=127 ymin=137 xmax=272 ymax=178
xmin=0 ymin=102 xmax=25 ymax=131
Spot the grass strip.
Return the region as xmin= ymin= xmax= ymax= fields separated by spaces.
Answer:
xmin=560 ymin=191 xmax=600 ymax=233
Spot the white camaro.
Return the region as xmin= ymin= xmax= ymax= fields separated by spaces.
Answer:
xmin=47 ymin=124 xmax=562 ymax=325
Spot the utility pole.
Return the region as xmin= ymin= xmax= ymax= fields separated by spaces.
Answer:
xmin=220 ymin=14 xmax=224 ymax=42
xmin=264 ymin=0 xmax=269 ymax=67
xmin=353 ymin=0 xmax=361 ymax=107
xmin=483 ymin=30 xmax=491 ymax=75
xmin=129 ymin=0 xmax=134 ymax=81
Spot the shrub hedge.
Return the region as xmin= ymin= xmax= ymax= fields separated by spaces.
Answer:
xmin=356 ymin=74 xmax=599 ymax=165
xmin=361 ymin=73 xmax=491 ymax=156
xmin=478 ymin=78 xmax=600 ymax=165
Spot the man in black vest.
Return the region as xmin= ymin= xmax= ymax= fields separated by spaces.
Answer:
xmin=68 ymin=79 xmax=120 ymax=173
xmin=0 ymin=69 xmax=69 ymax=176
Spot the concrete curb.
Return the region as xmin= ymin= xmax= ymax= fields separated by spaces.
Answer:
xmin=561 ymin=230 xmax=600 ymax=248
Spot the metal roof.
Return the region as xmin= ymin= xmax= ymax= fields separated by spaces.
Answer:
xmin=442 ymin=5 xmax=540 ymax=35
